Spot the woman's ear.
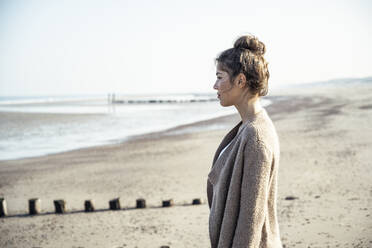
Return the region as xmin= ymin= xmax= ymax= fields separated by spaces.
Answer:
xmin=236 ymin=73 xmax=247 ymax=88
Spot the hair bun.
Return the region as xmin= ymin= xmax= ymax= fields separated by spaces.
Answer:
xmin=233 ymin=35 xmax=266 ymax=56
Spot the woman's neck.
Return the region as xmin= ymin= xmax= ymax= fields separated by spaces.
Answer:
xmin=235 ymin=95 xmax=262 ymax=124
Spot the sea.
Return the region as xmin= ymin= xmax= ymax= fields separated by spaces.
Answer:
xmin=0 ymin=93 xmax=271 ymax=161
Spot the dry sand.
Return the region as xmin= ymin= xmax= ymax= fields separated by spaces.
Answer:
xmin=0 ymin=81 xmax=371 ymax=247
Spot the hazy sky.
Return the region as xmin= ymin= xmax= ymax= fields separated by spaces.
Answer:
xmin=0 ymin=0 xmax=371 ymax=96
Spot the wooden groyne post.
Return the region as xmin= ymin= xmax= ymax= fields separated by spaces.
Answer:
xmin=0 ymin=198 xmax=7 ymax=217
xmin=84 ymin=200 xmax=95 ymax=212
xmin=54 ymin=200 xmax=66 ymax=214
xmin=162 ymin=199 xmax=173 ymax=207
xmin=136 ymin=198 xmax=146 ymax=208
xmin=29 ymin=198 xmax=41 ymax=215
xmin=109 ymin=198 xmax=121 ymax=210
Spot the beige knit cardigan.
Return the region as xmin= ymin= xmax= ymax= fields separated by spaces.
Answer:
xmin=207 ymin=109 xmax=282 ymax=248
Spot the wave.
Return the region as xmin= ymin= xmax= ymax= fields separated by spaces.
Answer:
xmin=110 ymin=93 xmax=218 ymax=104
xmin=0 ymin=93 xmax=219 ymax=105
xmin=0 ymin=95 xmax=106 ymax=105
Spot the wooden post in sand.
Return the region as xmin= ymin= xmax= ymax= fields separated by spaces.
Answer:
xmin=84 ymin=200 xmax=95 ymax=212
xmin=136 ymin=198 xmax=146 ymax=208
xmin=0 ymin=198 xmax=7 ymax=217
xmin=162 ymin=199 xmax=173 ymax=207
xmin=192 ymin=198 xmax=201 ymax=205
xmin=29 ymin=198 xmax=41 ymax=215
xmin=53 ymin=200 xmax=66 ymax=214
xmin=109 ymin=198 xmax=121 ymax=210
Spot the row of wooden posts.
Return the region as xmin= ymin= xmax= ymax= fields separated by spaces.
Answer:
xmin=0 ymin=198 xmax=202 ymax=217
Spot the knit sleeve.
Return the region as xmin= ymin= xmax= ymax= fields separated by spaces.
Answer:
xmin=232 ymin=139 xmax=272 ymax=247
xmin=207 ymin=179 xmax=213 ymax=209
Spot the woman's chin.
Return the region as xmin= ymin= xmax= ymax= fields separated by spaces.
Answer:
xmin=219 ymin=100 xmax=229 ymax=107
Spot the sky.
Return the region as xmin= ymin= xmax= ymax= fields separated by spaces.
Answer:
xmin=0 ymin=0 xmax=371 ymax=96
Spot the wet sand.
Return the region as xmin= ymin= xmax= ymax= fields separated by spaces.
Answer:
xmin=1 ymin=81 xmax=372 ymax=247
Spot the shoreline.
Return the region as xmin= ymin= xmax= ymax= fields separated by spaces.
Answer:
xmin=0 ymin=96 xmax=282 ymax=163
xmin=0 ymin=109 xmax=237 ymax=163
xmin=0 ymin=98 xmax=272 ymax=162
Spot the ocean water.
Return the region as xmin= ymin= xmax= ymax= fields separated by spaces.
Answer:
xmin=0 ymin=93 xmax=271 ymax=161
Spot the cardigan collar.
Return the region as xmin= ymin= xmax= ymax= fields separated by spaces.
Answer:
xmin=211 ymin=108 xmax=267 ymax=166
xmin=212 ymin=121 xmax=242 ymax=166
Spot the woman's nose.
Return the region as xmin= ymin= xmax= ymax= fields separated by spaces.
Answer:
xmin=213 ymin=82 xmax=218 ymax=90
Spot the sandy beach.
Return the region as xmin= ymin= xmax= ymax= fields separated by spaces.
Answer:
xmin=1 ymin=81 xmax=372 ymax=247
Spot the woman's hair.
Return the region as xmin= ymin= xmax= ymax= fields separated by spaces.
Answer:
xmin=216 ymin=35 xmax=270 ymax=96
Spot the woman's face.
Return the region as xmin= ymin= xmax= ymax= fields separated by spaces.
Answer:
xmin=213 ymin=65 xmax=242 ymax=107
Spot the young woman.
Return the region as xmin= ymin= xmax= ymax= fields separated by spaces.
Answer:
xmin=207 ymin=35 xmax=282 ymax=248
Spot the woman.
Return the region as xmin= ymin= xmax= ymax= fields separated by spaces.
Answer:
xmin=207 ymin=35 xmax=282 ymax=248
